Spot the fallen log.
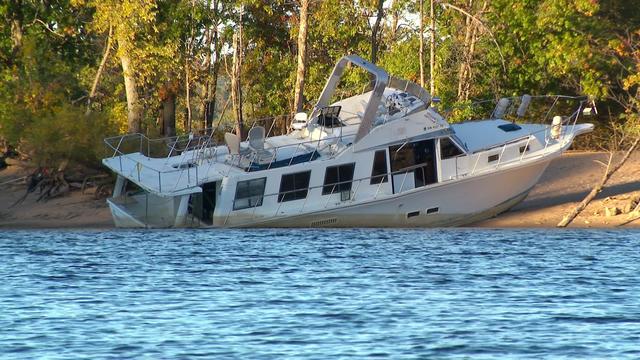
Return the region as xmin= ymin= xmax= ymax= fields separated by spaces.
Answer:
xmin=557 ymin=137 xmax=640 ymax=227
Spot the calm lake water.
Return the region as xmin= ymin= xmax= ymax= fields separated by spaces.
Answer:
xmin=1 ymin=229 xmax=639 ymax=359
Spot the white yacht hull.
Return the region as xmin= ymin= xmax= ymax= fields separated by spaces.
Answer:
xmin=218 ymin=156 xmax=551 ymax=228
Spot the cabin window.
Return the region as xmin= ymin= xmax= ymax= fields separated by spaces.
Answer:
xmin=440 ymin=137 xmax=464 ymax=159
xmin=323 ymin=163 xmax=355 ymax=195
xmin=233 ymin=177 xmax=266 ymax=210
xmin=278 ymin=170 xmax=311 ymax=202
xmin=389 ymin=139 xmax=437 ymax=187
xmin=488 ymin=154 xmax=500 ymax=162
xmin=519 ymin=144 xmax=530 ymax=153
xmin=370 ymin=150 xmax=388 ymax=184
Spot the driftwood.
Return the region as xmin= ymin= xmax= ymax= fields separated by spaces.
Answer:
xmin=557 ymin=137 xmax=640 ymax=227
xmin=36 ymin=171 xmax=69 ymax=202
xmin=10 ymin=168 xmax=46 ymax=207
xmin=10 ymin=161 xmax=73 ymax=207
xmin=617 ymin=199 xmax=640 ymax=227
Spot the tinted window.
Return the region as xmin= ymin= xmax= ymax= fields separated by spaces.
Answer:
xmin=370 ymin=150 xmax=388 ymax=184
xmin=233 ymin=178 xmax=266 ymax=210
xmin=278 ymin=171 xmax=311 ymax=202
xmin=322 ymin=163 xmax=355 ymax=195
xmin=440 ymin=137 xmax=464 ymax=159
xmin=389 ymin=139 xmax=437 ymax=187
xmin=498 ymin=123 xmax=522 ymax=132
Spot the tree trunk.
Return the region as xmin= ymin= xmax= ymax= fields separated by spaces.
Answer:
xmin=391 ymin=9 xmax=399 ymax=43
xmin=161 ymin=87 xmax=176 ymax=137
xmin=457 ymin=1 xmax=473 ymax=100
xmin=419 ymin=0 xmax=425 ymax=88
xmin=231 ymin=26 xmax=244 ymax=139
xmin=370 ymin=0 xmax=384 ymax=64
xmin=185 ymin=56 xmax=192 ymax=133
xmin=429 ymin=0 xmax=435 ymax=95
xmin=8 ymin=0 xmax=24 ymax=61
xmin=118 ymin=40 xmax=142 ymax=134
xmin=87 ymin=24 xmax=113 ymax=115
xmin=203 ymin=0 xmax=220 ymax=131
xmin=462 ymin=20 xmax=480 ymax=100
xmin=293 ymin=0 xmax=310 ymax=113
xmin=204 ymin=28 xmax=220 ymax=130
xmin=457 ymin=0 xmax=486 ymax=101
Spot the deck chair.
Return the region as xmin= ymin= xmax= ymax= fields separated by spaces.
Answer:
xmin=225 ymin=132 xmax=248 ymax=166
xmin=224 ymin=132 xmax=241 ymax=156
xmin=248 ymin=126 xmax=266 ymax=152
xmin=491 ymin=98 xmax=511 ymax=119
xmin=247 ymin=126 xmax=273 ymax=164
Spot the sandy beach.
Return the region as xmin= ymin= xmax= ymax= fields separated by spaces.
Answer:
xmin=471 ymin=151 xmax=640 ymax=228
xmin=1 ymin=151 xmax=639 ymax=229
xmin=0 ymin=162 xmax=113 ymax=229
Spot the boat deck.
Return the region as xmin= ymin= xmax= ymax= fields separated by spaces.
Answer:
xmin=452 ymin=120 xmax=548 ymax=153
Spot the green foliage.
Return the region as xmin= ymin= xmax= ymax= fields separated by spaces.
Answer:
xmin=378 ymin=37 xmax=421 ymax=83
xmin=22 ymin=104 xmax=116 ymax=166
xmin=304 ymin=0 xmax=370 ymax=105
xmin=0 ymin=1 xmax=115 ymax=167
xmin=2 ymin=0 xmax=640 ymax=170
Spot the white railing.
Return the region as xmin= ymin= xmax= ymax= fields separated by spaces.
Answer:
xmin=103 ymin=115 xmax=296 ymax=194
xmin=443 ymin=94 xmax=588 ymax=125
xmin=103 ymin=94 xmax=588 ymax=199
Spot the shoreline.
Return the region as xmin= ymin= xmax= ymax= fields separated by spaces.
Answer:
xmin=469 ymin=151 xmax=640 ymax=228
xmin=1 ymin=151 xmax=639 ymax=230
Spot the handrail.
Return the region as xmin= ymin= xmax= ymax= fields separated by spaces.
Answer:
xmin=442 ymin=94 xmax=587 ymax=122
xmin=102 ymin=114 xmax=298 ymax=192
xmin=104 ymin=114 xmax=296 ymax=160
xmin=105 ymin=93 xmax=587 ymax=199
xmin=110 ymin=111 xmax=580 ymax=198
xmin=467 ymin=97 xmax=586 ymax=154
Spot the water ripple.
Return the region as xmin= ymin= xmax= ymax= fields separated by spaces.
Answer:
xmin=0 ymin=228 xmax=639 ymax=359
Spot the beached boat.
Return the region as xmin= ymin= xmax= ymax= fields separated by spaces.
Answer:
xmin=102 ymin=54 xmax=593 ymax=228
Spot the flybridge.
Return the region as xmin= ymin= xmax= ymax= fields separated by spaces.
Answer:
xmin=312 ymin=55 xmax=432 ymax=144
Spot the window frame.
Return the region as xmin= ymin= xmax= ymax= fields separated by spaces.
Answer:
xmin=439 ymin=137 xmax=464 ymax=160
xmin=322 ymin=163 xmax=356 ymax=196
xmin=389 ymin=139 xmax=437 ymax=188
xmin=233 ymin=177 xmax=267 ymax=211
xmin=278 ymin=170 xmax=311 ymax=203
xmin=370 ymin=149 xmax=389 ymax=185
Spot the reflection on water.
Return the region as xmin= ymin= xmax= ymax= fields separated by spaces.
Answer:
xmin=1 ymin=229 xmax=639 ymax=359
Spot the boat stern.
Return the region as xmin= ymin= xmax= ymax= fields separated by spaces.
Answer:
xmin=104 ymin=174 xmax=199 ymax=228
